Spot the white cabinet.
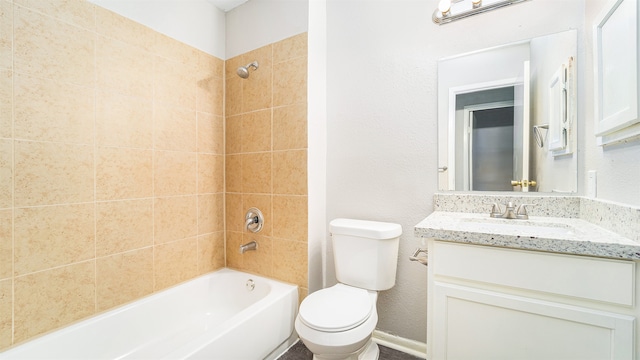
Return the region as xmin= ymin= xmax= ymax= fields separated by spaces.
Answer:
xmin=427 ymin=240 xmax=638 ymax=360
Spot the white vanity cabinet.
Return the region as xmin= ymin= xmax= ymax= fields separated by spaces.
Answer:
xmin=427 ymin=239 xmax=638 ymax=360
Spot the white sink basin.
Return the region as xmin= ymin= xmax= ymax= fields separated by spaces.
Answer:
xmin=459 ymin=215 xmax=579 ymax=237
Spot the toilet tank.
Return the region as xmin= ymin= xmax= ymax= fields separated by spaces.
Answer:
xmin=329 ymin=218 xmax=402 ymax=291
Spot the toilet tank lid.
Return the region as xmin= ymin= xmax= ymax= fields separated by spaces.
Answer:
xmin=329 ymin=218 xmax=402 ymax=239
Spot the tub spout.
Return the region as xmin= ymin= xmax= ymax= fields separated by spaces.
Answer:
xmin=239 ymin=241 xmax=258 ymax=254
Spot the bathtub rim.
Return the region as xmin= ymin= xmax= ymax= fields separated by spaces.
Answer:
xmin=0 ymin=267 xmax=299 ymax=358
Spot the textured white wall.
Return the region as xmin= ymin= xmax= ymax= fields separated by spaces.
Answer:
xmin=325 ymin=0 xmax=585 ymax=342
xmin=225 ymin=0 xmax=309 ymax=58
xmin=88 ymin=0 xmax=226 ymax=58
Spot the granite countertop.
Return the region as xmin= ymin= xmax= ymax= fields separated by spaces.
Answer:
xmin=415 ymin=211 xmax=640 ymax=260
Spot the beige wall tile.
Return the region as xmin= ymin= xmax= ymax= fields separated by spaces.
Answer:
xmin=0 ymin=70 xmax=11 ymax=138
xmin=14 ymin=141 xmax=94 ymax=207
xmin=197 ymin=112 xmax=223 ymax=155
xmin=14 ymin=73 xmax=94 ymax=144
xmin=242 ymin=45 xmax=273 ymax=113
xmin=154 ymin=196 xmax=197 ymax=244
xmin=196 ymin=76 xmax=224 ymax=116
xmin=0 ymin=139 xmax=11 ymax=209
xmin=225 ymin=231 xmax=243 ymax=270
xmin=196 ymin=52 xmax=224 ymax=116
xmin=273 ymin=103 xmax=307 ymax=150
xmin=0 ymin=210 xmax=11 ymax=280
xmin=197 ymin=232 xmax=225 ymax=275
xmin=225 ymin=155 xmax=242 ymax=193
xmin=14 ymin=6 xmax=94 ymax=86
xmin=96 ymin=147 xmax=152 ymax=201
xmin=154 ymin=150 xmax=197 ymax=197
xmin=0 ymin=279 xmax=11 ymax=349
xmin=273 ymin=195 xmax=308 ymax=241
xmin=0 ymin=1 xmax=12 ymax=70
xmin=225 ymin=73 xmax=242 ymax=117
xmin=242 ymin=109 xmax=272 ymax=153
xmin=272 ymin=238 xmax=307 ymax=288
xmin=197 ymin=154 xmax=224 ymax=194
xmin=273 ymin=150 xmax=307 ymax=195
xmin=95 ymin=6 xmax=154 ymax=51
xmin=154 ymin=56 xmax=196 ymax=109
xmin=274 ymin=57 xmax=307 ymax=107
xmin=96 ymin=35 xmax=154 ymax=99
xmin=14 ymin=0 xmax=95 ymax=31
xmin=241 ymin=152 xmax=272 ymax=194
xmin=153 ymin=32 xmax=198 ymax=67
xmin=225 ymin=114 xmax=242 ymax=155
xmin=224 ymin=36 xmax=309 ymax=279
xmin=96 ymin=90 xmax=152 ymax=149
xmin=154 ymin=237 xmax=197 ymax=291
xmin=298 ymin=287 xmax=308 ymax=305
xmin=96 ymin=247 xmax=153 ymax=312
xmin=154 ymin=104 xmax=196 ymax=152
xmin=96 ymin=199 xmax=153 ymax=257
xmin=14 ymin=261 xmax=95 ymax=343
xmin=242 ymin=193 xmax=272 ymax=236
xmin=273 ymin=33 xmax=308 ymax=64
xmin=225 ymin=193 xmax=243 ymax=232
xmin=198 ymin=50 xmax=223 ymax=80
xmin=198 ymin=193 xmax=224 ymax=235
xmin=241 ymin=233 xmax=272 ymax=277
xmin=14 ymin=203 xmax=94 ymax=275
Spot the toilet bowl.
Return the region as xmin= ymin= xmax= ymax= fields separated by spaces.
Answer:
xmin=295 ymin=284 xmax=379 ymax=360
xmin=295 ymin=219 xmax=402 ymax=360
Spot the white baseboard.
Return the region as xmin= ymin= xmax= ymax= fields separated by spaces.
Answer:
xmin=372 ymin=330 xmax=427 ymax=359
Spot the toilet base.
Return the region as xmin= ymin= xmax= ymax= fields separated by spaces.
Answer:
xmin=311 ymin=339 xmax=379 ymax=360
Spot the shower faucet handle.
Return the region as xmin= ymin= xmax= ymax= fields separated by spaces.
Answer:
xmin=245 ymin=207 xmax=264 ymax=233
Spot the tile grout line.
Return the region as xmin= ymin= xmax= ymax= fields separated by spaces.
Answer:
xmin=92 ymin=5 xmax=98 ymax=315
xmin=10 ymin=0 xmax=15 ymax=345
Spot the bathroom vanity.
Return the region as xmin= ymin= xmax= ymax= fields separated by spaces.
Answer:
xmin=416 ymin=194 xmax=640 ymax=360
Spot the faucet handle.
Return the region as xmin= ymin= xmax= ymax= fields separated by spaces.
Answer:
xmin=516 ymin=204 xmax=534 ymax=218
xmin=488 ymin=203 xmax=502 ymax=217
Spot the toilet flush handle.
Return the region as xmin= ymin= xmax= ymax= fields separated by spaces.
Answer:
xmin=409 ymin=248 xmax=428 ymax=266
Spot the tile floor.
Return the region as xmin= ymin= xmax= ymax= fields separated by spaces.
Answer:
xmin=276 ymin=341 xmax=424 ymax=360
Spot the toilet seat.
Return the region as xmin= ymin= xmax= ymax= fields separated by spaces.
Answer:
xmin=299 ymin=284 xmax=373 ymax=332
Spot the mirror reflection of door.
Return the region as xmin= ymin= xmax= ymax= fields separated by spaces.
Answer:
xmin=464 ymin=104 xmax=514 ymax=191
xmin=455 ymin=87 xmax=516 ymax=191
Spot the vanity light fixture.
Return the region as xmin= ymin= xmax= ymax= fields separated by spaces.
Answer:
xmin=433 ymin=0 xmax=531 ymax=25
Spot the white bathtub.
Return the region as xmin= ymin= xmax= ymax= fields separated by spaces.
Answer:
xmin=0 ymin=268 xmax=299 ymax=360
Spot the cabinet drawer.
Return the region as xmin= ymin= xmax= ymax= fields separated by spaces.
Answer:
xmin=432 ymin=241 xmax=635 ymax=306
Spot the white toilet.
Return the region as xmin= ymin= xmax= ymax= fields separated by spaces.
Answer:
xmin=295 ymin=218 xmax=402 ymax=360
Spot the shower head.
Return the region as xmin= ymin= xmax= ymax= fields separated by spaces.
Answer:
xmin=236 ymin=61 xmax=259 ymax=79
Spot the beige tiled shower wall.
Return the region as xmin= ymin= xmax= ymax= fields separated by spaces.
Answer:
xmin=0 ymin=1 xmax=226 ymax=350
xmin=225 ymin=33 xmax=309 ymax=303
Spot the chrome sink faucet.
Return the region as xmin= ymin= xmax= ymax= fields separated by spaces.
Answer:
xmin=489 ymin=202 xmax=532 ymax=220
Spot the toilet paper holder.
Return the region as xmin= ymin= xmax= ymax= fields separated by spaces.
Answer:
xmin=409 ymin=248 xmax=428 ymax=266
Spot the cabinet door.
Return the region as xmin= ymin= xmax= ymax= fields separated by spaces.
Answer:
xmin=432 ymin=283 xmax=635 ymax=360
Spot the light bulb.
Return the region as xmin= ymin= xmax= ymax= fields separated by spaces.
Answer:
xmin=438 ymin=0 xmax=451 ymax=15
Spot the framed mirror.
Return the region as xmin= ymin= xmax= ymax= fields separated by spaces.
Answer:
xmin=437 ymin=29 xmax=578 ymax=193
